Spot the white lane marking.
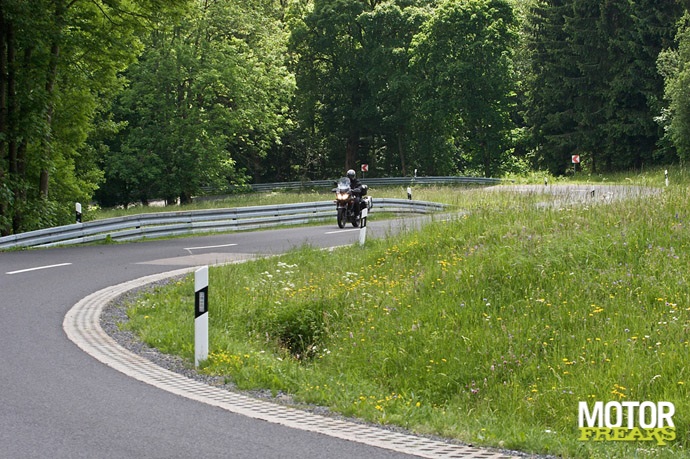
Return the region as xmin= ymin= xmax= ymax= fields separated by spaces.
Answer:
xmin=6 ymin=262 xmax=72 ymax=275
xmin=184 ymin=243 xmax=238 ymax=252
xmin=324 ymin=229 xmax=359 ymax=235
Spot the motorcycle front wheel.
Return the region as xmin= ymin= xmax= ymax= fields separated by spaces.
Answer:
xmin=337 ymin=208 xmax=347 ymax=228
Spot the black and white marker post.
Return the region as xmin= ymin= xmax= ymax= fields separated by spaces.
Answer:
xmin=359 ymin=208 xmax=368 ymax=245
xmin=75 ymin=202 xmax=82 ymax=223
xmin=194 ymin=266 xmax=209 ymax=368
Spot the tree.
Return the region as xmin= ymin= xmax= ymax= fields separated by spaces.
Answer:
xmin=524 ymin=0 xmax=683 ymax=174
xmin=0 ymin=0 xmax=188 ymax=234
xmin=358 ymin=2 xmax=429 ymax=176
xmin=659 ymin=12 xmax=690 ymax=163
xmin=290 ymin=0 xmax=377 ymax=173
xmin=410 ymin=0 xmax=518 ymax=177
xmin=100 ymin=0 xmax=295 ymax=205
xmin=523 ymin=0 xmax=581 ymax=175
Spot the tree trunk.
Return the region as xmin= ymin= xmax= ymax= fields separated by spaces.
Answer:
xmin=397 ymin=128 xmax=407 ymax=176
xmin=10 ymin=48 xmax=33 ymax=234
xmin=180 ymin=191 xmax=192 ymax=205
xmin=39 ymin=0 xmax=71 ymax=200
xmin=0 ymin=14 xmax=7 ymax=236
xmin=345 ymin=131 xmax=358 ymax=171
xmin=39 ymin=40 xmax=60 ymax=200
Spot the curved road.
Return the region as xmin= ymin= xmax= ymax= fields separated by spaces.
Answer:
xmin=0 ymin=219 xmax=472 ymax=459
xmin=3 ymin=184 xmax=647 ymax=458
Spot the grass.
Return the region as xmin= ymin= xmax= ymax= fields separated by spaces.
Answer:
xmin=123 ymin=166 xmax=690 ymax=458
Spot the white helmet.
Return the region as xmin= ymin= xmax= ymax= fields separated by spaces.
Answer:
xmin=347 ymin=169 xmax=356 ymax=179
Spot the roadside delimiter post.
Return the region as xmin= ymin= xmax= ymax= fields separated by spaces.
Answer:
xmin=194 ymin=266 xmax=209 ymax=368
xmin=359 ymin=208 xmax=368 ymax=245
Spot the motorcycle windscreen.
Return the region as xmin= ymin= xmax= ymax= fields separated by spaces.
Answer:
xmin=337 ymin=177 xmax=351 ymax=191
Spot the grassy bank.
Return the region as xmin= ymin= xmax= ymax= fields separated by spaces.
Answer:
xmin=124 ymin=167 xmax=690 ymax=458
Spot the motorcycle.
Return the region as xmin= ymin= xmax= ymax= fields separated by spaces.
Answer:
xmin=333 ymin=177 xmax=373 ymax=228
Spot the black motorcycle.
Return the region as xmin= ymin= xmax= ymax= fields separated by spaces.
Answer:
xmin=333 ymin=177 xmax=372 ymax=228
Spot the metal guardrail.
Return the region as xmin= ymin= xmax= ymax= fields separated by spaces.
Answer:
xmin=0 ymin=198 xmax=445 ymax=250
xmin=242 ymin=176 xmax=499 ymax=192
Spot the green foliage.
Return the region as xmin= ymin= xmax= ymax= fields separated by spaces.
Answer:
xmin=410 ymin=0 xmax=518 ymax=177
xmin=0 ymin=0 xmax=188 ymax=234
xmin=522 ymin=0 xmax=579 ymax=175
xmin=290 ymin=0 xmax=519 ymax=177
xmin=99 ymin=0 xmax=295 ymax=207
xmin=659 ymin=13 xmax=690 ymax=163
xmin=289 ymin=0 xmax=374 ymax=173
xmin=523 ymin=0 xmax=684 ymax=174
xmin=263 ymin=297 xmax=330 ymax=359
xmin=356 ymin=2 xmax=429 ymax=176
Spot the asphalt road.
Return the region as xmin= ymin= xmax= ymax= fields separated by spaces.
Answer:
xmin=0 ymin=221 xmax=426 ymax=459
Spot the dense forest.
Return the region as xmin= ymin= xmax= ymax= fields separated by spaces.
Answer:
xmin=1 ymin=0 xmax=690 ymax=235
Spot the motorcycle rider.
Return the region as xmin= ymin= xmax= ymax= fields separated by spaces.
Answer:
xmin=347 ymin=169 xmax=363 ymax=215
xmin=347 ymin=168 xmax=362 ymax=190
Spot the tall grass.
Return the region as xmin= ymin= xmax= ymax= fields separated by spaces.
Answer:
xmin=125 ymin=167 xmax=690 ymax=458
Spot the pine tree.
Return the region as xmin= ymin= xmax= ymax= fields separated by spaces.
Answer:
xmin=524 ymin=0 xmax=578 ymax=174
xmin=525 ymin=0 xmax=684 ymax=173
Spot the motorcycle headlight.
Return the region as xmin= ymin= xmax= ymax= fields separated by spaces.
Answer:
xmin=336 ymin=192 xmax=349 ymax=200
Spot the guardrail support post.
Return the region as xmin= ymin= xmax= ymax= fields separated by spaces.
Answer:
xmin=194 ymin=266 xmax=209 ymax=368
